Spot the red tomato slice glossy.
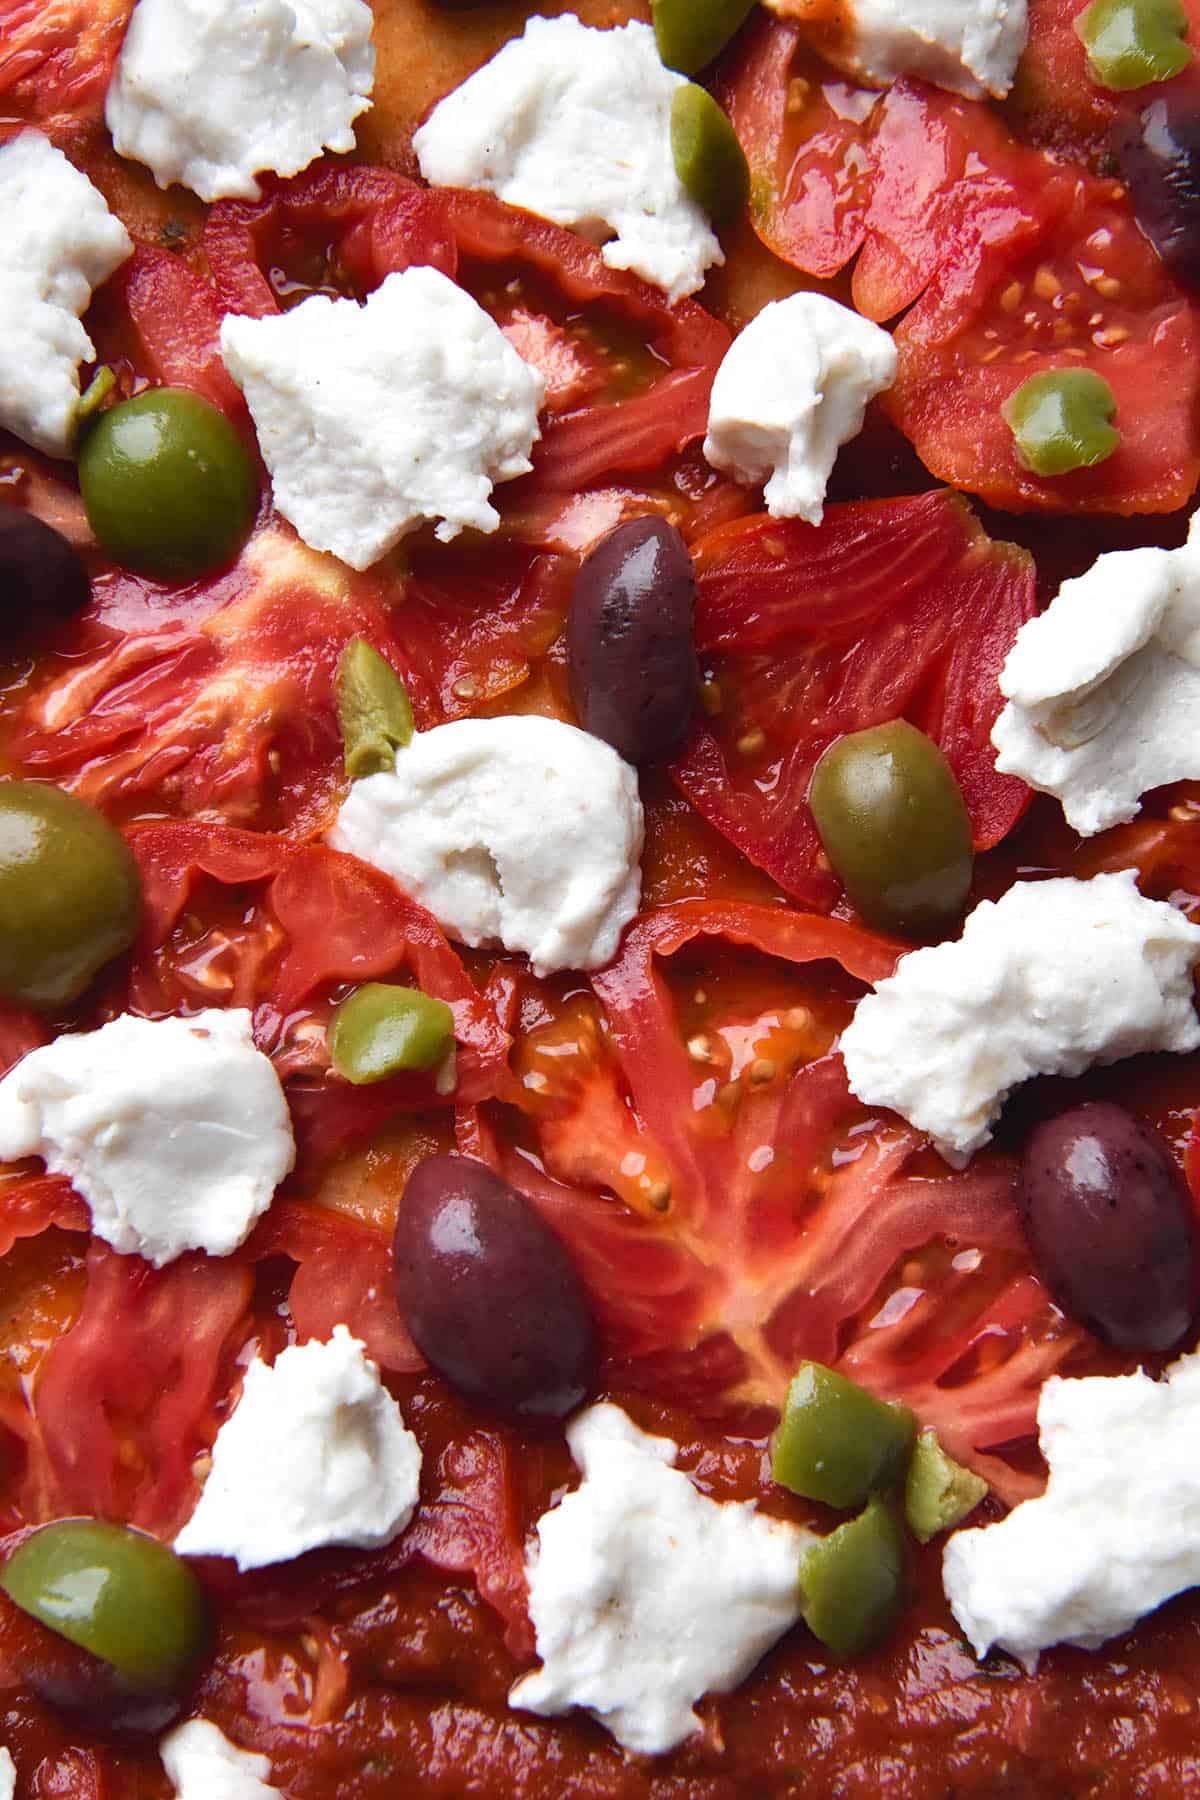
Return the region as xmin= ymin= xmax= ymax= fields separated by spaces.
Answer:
xmin=0 ymin=0 xmax=132 ymax=125
xmin=1010 ymin=0 xmax=1200 ymax=156
xmin=670 ymin=490 xmax=1036 ymax=911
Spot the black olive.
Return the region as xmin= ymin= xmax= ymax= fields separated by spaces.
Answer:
xmin=1116 ymin=99 xmax=1200 ymax=293
xmin=0 ymin=506 xmax=90 ymax=634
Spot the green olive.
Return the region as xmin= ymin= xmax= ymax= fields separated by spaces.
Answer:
xmin=329 ymin=982 xmax=455 ymax=1084
xmin=799 ymin=1498 xmax=910 ymax=1659
xmin=0 ymin=782 xmax=140 ymax=1010
xmin=1002 ymin=368 xmax=1121 ymax=477
xmin=671 ymin=83 xmax=750 ymax=226
xmin=79 ymin=388 xmax=257 ymax=581
xmin=1075 ymin=0 xmax=1191 ymax=91
xmin=336 ymin=637 xmax=414 ymax=779
xmin=808 ymin=721 xmax=973 ymax=936
xmin=653 ymin=0 xmax=757 ymax=74
xmin=904 ymin=1429 xmax=989 ymax=1544
xmin=1 ymin=1520 xmax=208 ymax=1694
xmin=772 ymin=1362 xmax=916 ymax=1510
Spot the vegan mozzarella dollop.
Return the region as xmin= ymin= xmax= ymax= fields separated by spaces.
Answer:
xmin=765 ymin=0 xmax=1028 ymax=100
xmin=159 ymin=1721 xmax=280 ymax=1800
xmin=329 ymin=715 xmax=644 ymax=978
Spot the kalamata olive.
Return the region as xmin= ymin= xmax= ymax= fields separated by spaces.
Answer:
xmin=394 ymin=1155 xmax=598 ymax=1419
xmin=1020 ymin=1101 xmax=1198 ymax=1352
xmin=1117 ymin=98 xmax=1200 ymax=292
xmin=567 ymin=516 xmax=700 ymax=766
xmin=0 ymin=507 xmax=90 ymax=632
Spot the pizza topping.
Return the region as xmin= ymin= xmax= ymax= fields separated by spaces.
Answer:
xmin=0 ymin=782 xmax=140 ymax=1011
xmin=0 ymin=130 xmax=131 ymax=459
xmin=1117 ymin=95 xmax=1200 ymax=292
xmin=78 ymin=388 xmax=259 ymax=582
xmin=220 ymin=268 xmax=545 ymax=569
xmin=328 ymin=716 xmax=643 ymax=977
xmin=393 ymin=1155 xmax=598 ymax=1420
xmin=104 ymin=0 xmax=375 ymax=203
xmin=992 ymin=520 xmax=1200 ymax=834
xmin=411 ymin=16 xmax=723 ymax=303
xmin=798 ymin=1496 xmax=909 ymax=1657
xmin=159 ymin=1721 xmax=279 ymax=1799
xmin=328 ymin=983 xmax=455 ymax=1085
xmin=808 ymin=720 xmax=974 ymax=934
xmin=335 ymin=638 xmax=414 ymax=780
xmin=0 ymin=1520 xmax=208 ymax=1701
xmin=0 ymin=1009 xmax=294 ymax=1266
xmin=0 ymin=1752 xmax=11 ymax=1800
xmin=763 ymin=0 xmax=1029 ymax=100
xmin=174 ymin=1327 xmax=421 ymax=1571
xmin=653 ymin=0 xmax=758 ymax=74
xmin=567 ymin=516 xmax=700 ymax=766
xmin=1075 ymin=0 xmax=1192 ymax=91
xmin=0 ymin=509 xmax=90 ymax=636
xmin=1002 ymin=368 xmax=1121 ymax=477
xmin=903 ymin=1430 xmax=988 ymax=1542
xmin=943 ymin=1348 xmax=1200 ymax=1668
xmin=771 ymin=1361 xmax=916 ymax=1509
xmin=1018 ymin=1101 xmax=1198 ymax=1353
xmin=840 ymin=872 xmax=1200 ymax=1164
xmin=702 ymin=293 xmax=896 ymax=525
xmin=509 ymin=1402 xmax=810 ymax=1754
xmin=669 ymin=82 xmax=751 ymax=225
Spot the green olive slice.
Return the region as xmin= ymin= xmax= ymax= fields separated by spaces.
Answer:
xmin=1075 ymin=0 xmax=1191 ymax=91
xmin=329 ymin=983 xmax=455 ymax=1084
xmin=772 ymin=1362 xmax=916 ymax=1510
xmin=671 ymin=83 xmax=750 ymax=225
xmin=904 ymin=1429 xmax=989 ymax=1544
xmin=336 ymin=638 xmax=415 ymax=779
xmin=1002 ymin=368 xmax=1121 ymax=477
xmin=653 ymin=0 xmax=757 ymax=74
xmin=799 ymin=1498 xmax=910 ymax=1659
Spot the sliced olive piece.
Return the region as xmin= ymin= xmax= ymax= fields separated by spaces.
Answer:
xmin=336 ymin=637 xmax=415 ymax=779
xmin=0 ymin=507 xmax=90 ymax=634
xmin=808 ymin=721 xmax=973 ymax=936
xmin=904 ymin=1430 xmax=989 ymax=1544
xmin=1117 ymin=97 xmax=1200 ymax=291
xmin=1075 ymin=0 xmax=1191 ymax=92
xmin=1002 ymin=369 xmax=1120 ymax=477
xmin=671 ymin=83 xmax=749 ymax=225
xmin=653 ymin=0 xmax=757 ymax=74
xmin=772 ymin=1362 xmax=916 ymax=1510
xmin=1 ymin=1520 xmax=208 ymax=1695
xmin=799 ymin=1498 xmax=910 ymax=1659
xmin=329 ymin=982 xmax=454 ymax=1083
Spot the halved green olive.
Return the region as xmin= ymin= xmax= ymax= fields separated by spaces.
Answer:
xmin=336 ymin=637 xmax=414 ymax=779
xmin=329 ymin=983 xmax=454 ymax=1083
xmin=772 ymin=1362 xmax=916 ymax=1510
xmin=671 ymin=83 xmax=750 ymax=225
xmin=653 ymin=0 xmax=757 ymax=74
xmin=1 ymin=1520 xmax=208 ymax=1695
xmin=79 ymin=388 xmax=257 ymax=581
xmin=1075 ymin=0 xmax=1191 ymax=91
xmin=799 ymin=1498 xmax=910 ymax=1658
xmin=0 ymin=781 xmax=141 ymax=1010
xmin=904 ymin=1429 xmax=989 ymax=1544
xmin=808 ymin=721 xmax=973 ymax=936
xmin=1002 ymin=368 xmax=1121 ymax=477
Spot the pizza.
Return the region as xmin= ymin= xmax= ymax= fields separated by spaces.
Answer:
xmin=1 ymin=0 xmax=1200 ymax=1792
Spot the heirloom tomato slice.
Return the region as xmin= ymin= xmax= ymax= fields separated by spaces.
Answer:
xmin=0 ymin=0 xmax=132 ymax=126
xmin=669 ymin=490 xmax=1036 ymax=911
xmin=1010 ymin=0 xmax=1200 ymax=156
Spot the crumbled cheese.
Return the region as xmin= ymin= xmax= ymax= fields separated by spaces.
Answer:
xmin=0 ymin=131 xmax=132 ymax=458
xmin=174 ymin=1327 xmax=421 ymax=1571
xmin=0 ymin=1009 xmax=293 ymax=1267
xmin=766 ymin=0 xmax=1028 ymax=100
xmin=944 ymin=1350 xmax=1200 ymax=1669
xmin=0 ymin=1748 xmax=13 ymax=1800
xmin=221 ymin=268 xmax=544 ymax=569
xmin=510 ymin=1403 xmax=810 ymax=1755
xmin=105 ymin=0 xmax=375 ymax=203
xmin=160 ymin=1721 xmax=279 ymax=1799
xmin=991 ymin=518 xmax=1200 ymax=836
xmin=412 ymin=14 xmax=721 ymax=303
xmin=703 ymin=293 xmax=896 ymax=525
xmin=840 ymin=872 xmax=1200 ymax=1165
xmin=329 ymin=716 xmax=643 ymax=977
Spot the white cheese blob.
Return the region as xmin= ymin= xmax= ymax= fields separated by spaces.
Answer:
xmin=992 ymin=517 xmax=1200 ymax=836
xmin=174 ymin=1327 xmax=421 ymax=1571
xmin=160 ymin=1721 xmax=279 ymax=1799
xmin=0 ymin=131 xmax=132 ymax=459
xmin=510 ymin=1403 xmax=810 ymax=1755
xmin=703 ymin=292 xmax=896 ymax=525
xmin=329 ymin=716 xmax=643 ymax=977
xmin=840 ymin=872 xmax=1200 ymax=1165
xmin=0 ymin=1748 xmax=13 ymax=1800
xmin=0 ymin=1009 xmax=294 ymax=1267
xmin=221 ymin=268 xmax=545 ymax=570
xmin=767 ymin=0 xmax=1027 ymax=100
xmin=944 ymin=1350 xmax=1200 ymax=1669
xmin=105 ymin=0 xmax=375 ymax=203
xmin=412 ymin=15 xmax=722 ymax=303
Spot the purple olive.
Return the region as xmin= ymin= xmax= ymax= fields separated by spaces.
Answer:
xmin=1116 ymin=100 xmax=1200 ymax=294
xmin=393 ymin=1155 xmax=598 ymax=1419
xmin=0 ymin=507 xmax=90 ymax=634
xmin=1020 ymin=1102 xmax=1198 ymax=1353
xmin=567 ymin=515 xmax=700 ymax=765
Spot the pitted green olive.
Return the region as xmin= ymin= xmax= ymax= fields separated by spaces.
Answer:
xmin=772 ymin=1362 xmax=916 ymax=1510
xmin=336 ymin=638 xmax=414 ymax=779
xmin=329 ymin=983 xmax=454 ymax=1083
xmin=799 ymin=1498 xmax=910 ymax=1659
xmin=1075 ymin=0 xmax=1192 ymax=91
xmin=653 ymin=0 xmax=757 ymax=74
xmin=0 ymin=782 xmax=141 ymax=1010
xmin=1002 ymin=369 xmax=1121 ymax=477
xmin=671 ymin=83 xmax=750 ymax=225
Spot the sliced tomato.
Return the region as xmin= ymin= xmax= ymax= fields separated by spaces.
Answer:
xmin=669 ymin=491 xmax=1035 ymax=911
xmin=0 ymin=0 xmax=132 ymax=124
xmin=94 ymin=245 xmax=247 ymax=420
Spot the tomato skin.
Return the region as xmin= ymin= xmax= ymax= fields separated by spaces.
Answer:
xmin=110 ymin=246 xmax=247 ymax=421
xmin=0 ymin=0 xmax=132 ymax=126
